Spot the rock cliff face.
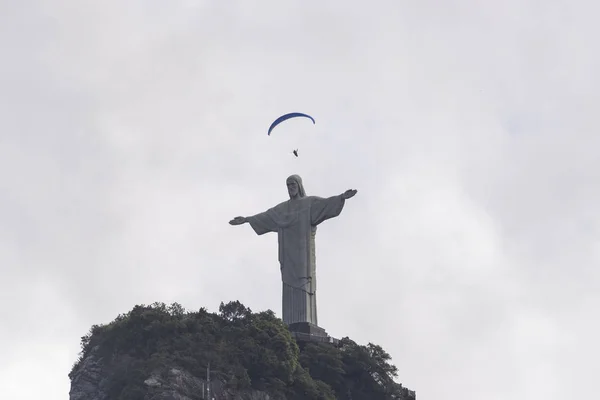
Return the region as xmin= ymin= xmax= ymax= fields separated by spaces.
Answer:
xmin=70 ymin=347 xmax=108 ymax=400
xmin=69 ymin=346 xmax=271 ymax=400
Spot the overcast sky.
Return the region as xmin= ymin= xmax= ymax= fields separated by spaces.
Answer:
xmin=1 ymin=1 xmax=598 ymax=399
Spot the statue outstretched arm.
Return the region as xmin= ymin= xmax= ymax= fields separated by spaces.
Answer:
xmin=229 ymin=216 xmax=247 ymax=225
xmin=230 ymin=211 xmax=277 ymax=235
xmin=310 ymin=189 xmax=356 ymax=226
xmin=341 ymin=189 xmax=358 ymax=199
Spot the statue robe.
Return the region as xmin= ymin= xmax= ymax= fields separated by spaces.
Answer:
xmin=246 ymin=194 xmax=346 ymax=326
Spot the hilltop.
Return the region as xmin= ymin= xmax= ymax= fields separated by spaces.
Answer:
xmin=69 ymin=301 xmax=415 ymax=399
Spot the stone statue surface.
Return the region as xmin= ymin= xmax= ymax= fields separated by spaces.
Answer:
xmin=229 ymin=174 xmax=357 ymax=327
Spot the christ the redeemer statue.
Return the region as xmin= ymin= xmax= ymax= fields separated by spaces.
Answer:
xmin=229 ymin=174 xmax=357 ymax=327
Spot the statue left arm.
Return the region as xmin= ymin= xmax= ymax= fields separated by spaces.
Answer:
xmin=341 ymin=189 xmax=357 ymax=199
xmin=310 ymin=189 xmax=357 ymax=226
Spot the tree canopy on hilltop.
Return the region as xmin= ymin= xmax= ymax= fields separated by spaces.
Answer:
xmin=69 ymin=301 xmax=414 ymax=400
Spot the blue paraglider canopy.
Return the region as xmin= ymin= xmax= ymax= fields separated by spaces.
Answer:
xmin=267 ymin=112 xmax=315 ymax=135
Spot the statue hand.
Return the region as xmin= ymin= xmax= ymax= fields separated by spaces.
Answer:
xmin=229 ymin=216 xmax=247 ymax=225
xmin=342 ymin=189 xmax=357 ymax=199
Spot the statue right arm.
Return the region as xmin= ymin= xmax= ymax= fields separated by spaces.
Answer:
xmin=229 ymin=216 xmax=247 ymax=225
xmin=245 ymin=209 xmax=279 ymax=235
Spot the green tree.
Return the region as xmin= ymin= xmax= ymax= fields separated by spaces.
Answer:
xmin=70 ymin=300 xmax=412 ymax=400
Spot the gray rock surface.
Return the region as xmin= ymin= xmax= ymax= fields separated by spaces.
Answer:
xmin=69 ymin=350 xmax=272 ymax=400
xmin=69 ymin=346 xmax=109 ymax=400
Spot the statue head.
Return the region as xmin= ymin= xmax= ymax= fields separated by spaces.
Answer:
xmin=286 ymin=174 xmax=306 ymax=199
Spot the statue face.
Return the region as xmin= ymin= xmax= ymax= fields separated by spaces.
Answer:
xmin=287 ymin=179 xmax=299 ymax=198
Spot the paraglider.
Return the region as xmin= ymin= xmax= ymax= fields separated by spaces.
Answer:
xmin=267 ymin=112 xmax=315 ymax=158
xmin=267 ymin=112 xmax=315 ymax=136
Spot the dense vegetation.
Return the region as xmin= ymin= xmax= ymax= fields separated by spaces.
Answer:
xmin=70 ymin=301 xmax=414 ymax=399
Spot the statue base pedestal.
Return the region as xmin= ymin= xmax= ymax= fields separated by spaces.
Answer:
xmin=288 ymin=322 xmax=339 ymax=345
